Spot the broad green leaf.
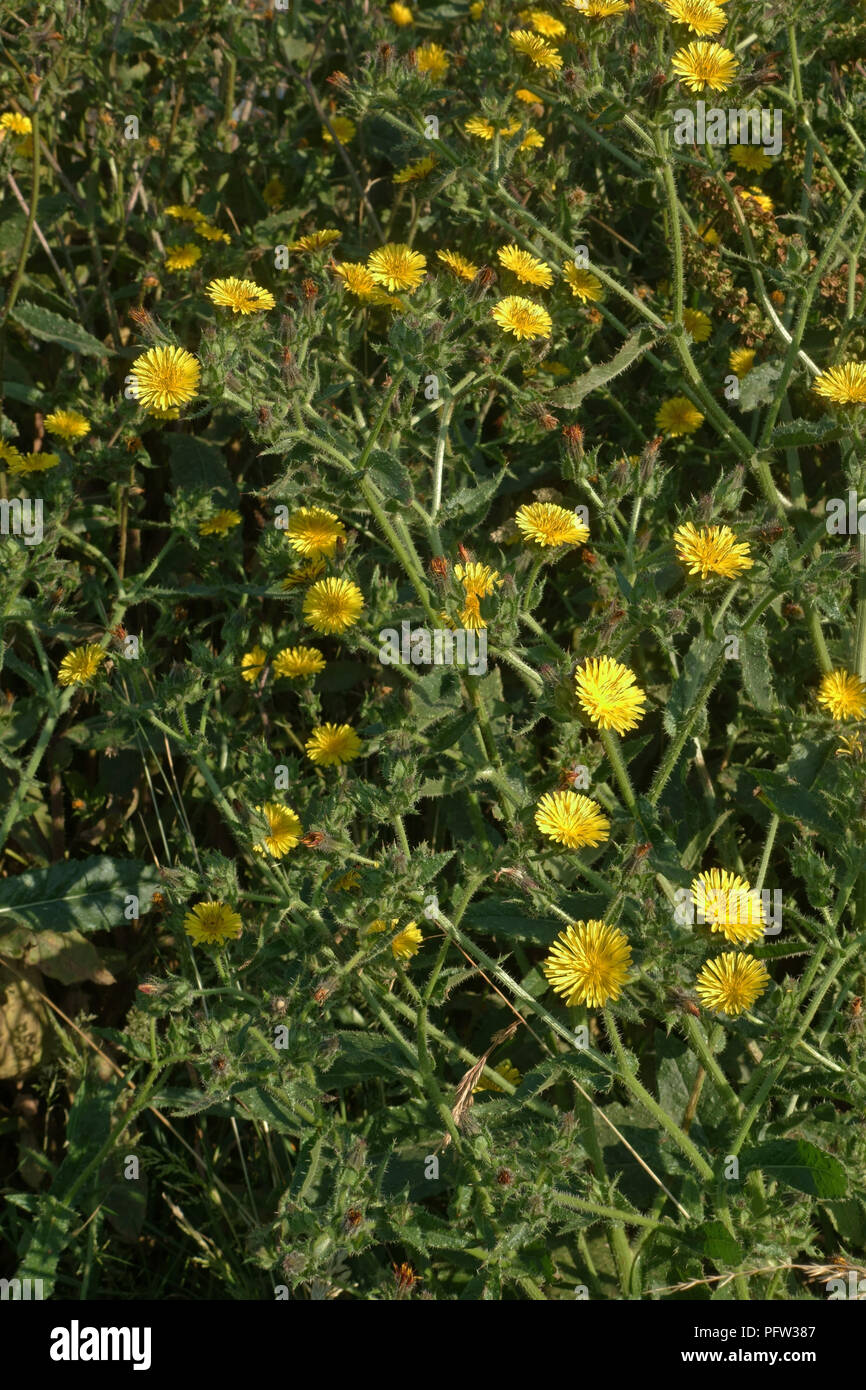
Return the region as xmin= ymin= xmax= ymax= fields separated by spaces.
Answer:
xmin=742 ymin=1139 xmax=847 ymax=1198
xmin=11 ymin=301 xmax=109 ymax=357
xmin=0 ymin=856 xmax=163 ymax=933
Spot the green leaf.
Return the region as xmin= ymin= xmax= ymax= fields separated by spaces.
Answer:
xmin=165 ymin=433 xmax=235 ymax=495
xmin=365 ymin=448 xmax=413 ymax=503
xmin=11 ymin=301 xmax=109 ymax=358
xmin=0 ymin=857 xmax=163 ymax=934
xmin=738 ymin=623 xmax=774 ymax=711
xmin=747 ymin=770 xmax=836 ymax=839
xmin=552 ymin=326 xmax=658 ymax=409
xmin=737 ymin=359 xmax=783 ymax=412
xmin=771 ymin=416 xmax=846 ymax=449
xmin=742 ymin=1139 xmax=847 ymax=1198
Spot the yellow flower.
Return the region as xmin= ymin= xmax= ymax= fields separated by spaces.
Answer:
xmin=543 ymin=920 xmax=632 ymax=1008
xmin=729 ymin=347 xmax=755 ymax=376
xmin=816 ymin=669 xmax=866 ymax=721
xmin=183 ymin=901 xmax=243 ymax=947
xmin=391 ymin=922 xmax=424 ymax=960
xmin=681 ymin=307 xmax=712 ymax=341
xmin=813 ymin=362 xmax=866 ymax=406
xmin=574 ymin=656 xmax=647 ymax=735
xmin=272 ymin=646 xmax=327 ymax=679
xmin=333 ymin=869 xmax=361 ymax=891
xmin=393 ymin=155 xmax=436 ymax=183
xmin=465 ymin=116 xmax=497 ymax=140
xmin=334 ymin=261 xmax=379 ymax=299
xmin=164 ymin=243 xmax=201 ymax=271
xmin=199 ymin=509 xmax=242 ymax=537
xmin=458 ymin=592 xmax=486 ymax=630
xmin=497 ymin=244 xmax=553 ymax=288
xmin=0 ymin=111 xmax=33 ymax=136
xmin=655 ymin=395 xmax=704 ymax=436
xmin=563 ymin=263 xmax=603 ymax=302
xmin=322 ymin=115 xmax=356 ymax=144
xmin=661 ymin=0 xmax=727 ymax=37
xmin=695 ymin=952 xmax=769 ymax=1017
xmin=469 ymin=0 xmax=484 ymax=15
xmin=281 ymin=557 xmax=326 ymax=589
xmin=509 ymin=29 xmax=563 ymax=70
xmin=43 ymin=409 xmax=90 ymax=442
xmin=367 ymin=917 xmax=399 ymax=935
xmin=129 ymin=344 xmax=200 ymax=412
xmin=389 ymin=2 xmax=413 ymax=24
xmin=565 ymin=0 xmax=629 ymax=15
xmin=263 ymin=176 xmax=286 ymax=208
xmin=57 ymin=644 xmax=106 ymax=687
xmin=437 ymin=249 xmax=480 ymax=281
xmin=0 ymin=441 xmax=23 ymax=468
xmin=291 ymin=229 xmax=341 ymax=252
xmin=535 ymin=790 xmax=611 ymax=849
xmin=305 ymin=722 xmax=363 ymax=766
xmin=740 ymin=186 xmax=774 ymax=214
xmin=303 ymin=577 xmax=364 ymax=634
xmin=165 ymin=204 xmax=201 ymax=222
xmin=697 ymin=220 xmax=720 ymax=245
xmin=515 ymin=88 xmax=542 ymax=103
xmin=241 ymin=645 xmax=268 ymax=683
xmin=253 ymin=802 xmax=302 ymax=857
xmin=193 ymin=220 xmax=231 ymax=243
xmin=491 ymin=295 xmax=552 ymax=340
xmin=671 ymin=41 xmax=738 ymax=92
xmin=691 ymin=868 xmax=764 ymax=945
xmin=287 ymin=506 xmax=345 ymax=558
xmin=367 ymin=243 xmax=427 ymax=293
xmin=730 ymin=144 xmax=772 ymax=173
xmin=520 ymin=9 xmax=567 ymax=39
xmin=415 ymin=42 xmax=449 ymax=81
xmin=5 ymin=450 xmax=60 ymax=474
xmin=674 ymin=522 xmax=753 ymax=580
xmin=473 ymin=1059 xmax=522 ymax=1092
xmin=454 ymin=562 xmax=502 ymax=597
xmin=206 ymin=277 xmax=275 ymax=314
xmin=515 ymin=501 xmax=588 ymax=547
xmin=836 ymin=732 xmax=864 ymax=760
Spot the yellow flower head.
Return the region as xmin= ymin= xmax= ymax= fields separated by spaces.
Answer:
xmin=574 ymin=656 xmax=647 ymax=734
xmin=129 ymin=345 xmax=200 ymax=412
xmin=0 ymin=111 xmax=33 ymax=136
xmin=515 ymin=501 xmax=588 ymax=547
xmin=415 ymin=42 xmax=449 ymax=81
xmin=454 ymin=562 xmax=502 ymax=597
xmin=730 ymin=144 xmax=772 ymax=173
xmin=241 ymin=645 xmax=268 ymax=684
xmin=263 ymin=176 xmax=286 ymax=208
xmin=394 ymin=155 xmax=436 ymax=183
xmin=391 ymin=922 xmax=424 ymax=960
xmin=5 ymin=450 xmax=60 ymax=474
xmin=671 ymin=41 xmax=739 ymax=92
xmin=691 ymin=868 xmax=764 ymax=945
xmin=696 ymin=952 xmax=769 ymax=1017
xmin=165 ymin=204 xmax=201 ymax=222
xmin=661 ymin=0 xmax=727 ymax=37
xmin=305 ymin=722 xmax=363 ymax=766
xmin=565 ymin=0 xmax=629 ymax=15
xmin=389 ymin=2 xmax=413 ymax=23
xmin=437 ymin=249 xmax=480 ymax=281
xmin=322 ymin=115 xmax=356 ymax=144
xmin=193 ymin=220 xmax=231 ymax=243
xmin=281 ymin=557 xmax=327 ymax=589
xmin=334 ymin=261 xmax=378 ymax=299
xmin=183 ymin=901 xmax=243 ymax=947
xmin=509 ymin=29 xmax=563 ymax=70
xmin=287 ymin=506 xmax=345 ymax=558
xmin=303 ymin=577 xmax=364 ymax=634
xmin=58 ymin=644 xmax=106 ymax=687
xmin=563 ymin=263 xmax=603 ymax=302
xmin=729 ymin=347 xmax=755 ymax=376
xmin=813 ymin=362 xmax=866 ymax=407
xmin=367 ymin=243 xmax=427 ymax=293
xmin=543 ymin=920 xmax=632 ymax=1008
xmin=681 ymin=307 xmax=712 ymax=341
xmin=473 ymin=1059 xmax=522 ymax=1092
xmin=491 ymin=295 xmax=552 ymax=340
xmin=254 ymin=802 xmax=302 ymax=857
xmin=165 ymin=243 xmax=201 ymax=271
xmin=816 ymin=669 xmax=866 ymax=722
xmin=43 ymin=409 xmax=90 ymax=442
xmin=199 ymin=509 xmax=242 ymax=537
xmin=497 ymin=244 xmax=553 ymax=288
xmin=520 ymin=9 xmax=567 ymax=39
xmin=272 ymin=646 xmax=327 ymax=679
xmin=516 ymin=88 xmax=542 ymax=104
xmin=290 ymin=230 xmax=342 ymax=253
xmin=206 ymin=277 xmax=275 ymax=314
xmin=655 ymin=395 xmax=704 ymax=436
xmin=740 ymin=186 xmax=774 ymax=214
xmin=333 ymin=869 xmax=361 ymax=891
xmin=535 ymin=790 xmax=611 ymax=849
xmin=674 ymin=522 xmax=753 ymax=580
